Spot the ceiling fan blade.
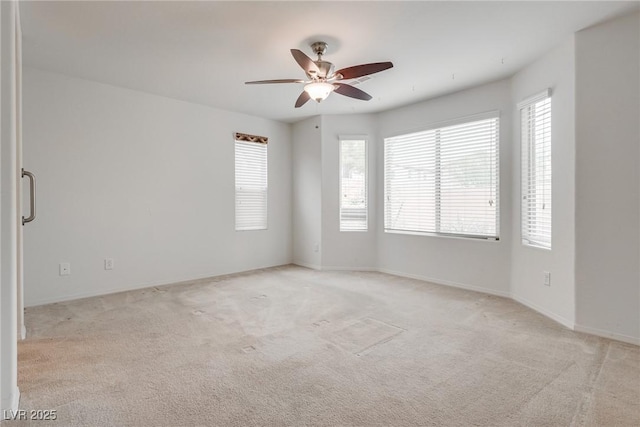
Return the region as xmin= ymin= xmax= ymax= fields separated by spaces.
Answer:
xmin=291 ymin=49 xmax=320 ymax=75
xmin=245 ymin=79 xmax=305 ymax=84
xmin=295 ymin=91 xmax=311 ymax=108
xmin=333 ymin=83 xmax=372 ymax=101
xmin=335 ymin=62 xmax=393 ymax=80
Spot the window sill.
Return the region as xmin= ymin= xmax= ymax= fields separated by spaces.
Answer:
xmin=384 ymin=229 xmax=499 ymax=242
xmin=521 ymin=240 xmax=551 ymax=251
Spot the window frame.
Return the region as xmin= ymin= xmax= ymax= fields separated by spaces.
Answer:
xmin=339 ymin=136 xmax=368 ymax=232
xmin=383 ymin=111 xmax=500 ymax=241
xmin=518 ymin=89 xmax=552 ymax=250
xmin=234 ymin=135 xmax=268 ymax=232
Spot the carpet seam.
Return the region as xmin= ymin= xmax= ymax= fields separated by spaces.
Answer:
xmin=569 ymin=341 xmax=611 ymax=426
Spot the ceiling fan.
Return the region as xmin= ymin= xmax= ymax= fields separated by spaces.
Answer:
xmin=245 ymin=41 xmax=393 ymax=108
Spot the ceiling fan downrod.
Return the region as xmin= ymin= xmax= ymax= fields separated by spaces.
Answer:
xmin=310 ymin=41 xmax=328 ymax=60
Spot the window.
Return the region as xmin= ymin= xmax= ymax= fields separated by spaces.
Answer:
xmin=235 ymin=133 xmax=267 ymax=231
xmin=339 ymin=138 xmax=367 ymax=231
xmin=384 ymin=114 xmax=499 ymax=239
xmin=520 ymin=90 xmax=551 ymax=249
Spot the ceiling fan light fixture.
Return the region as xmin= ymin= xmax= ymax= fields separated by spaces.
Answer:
xmin=304 ymin=82 xmax=335 ymax=102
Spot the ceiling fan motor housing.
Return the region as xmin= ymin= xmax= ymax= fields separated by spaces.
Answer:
xmin=310 ymin=61 xmax=335 ymax=79
xmin=310 ymin=41 xmax=328 ymax=56
xmin=307 ymin=41 xmax=334 ymax=79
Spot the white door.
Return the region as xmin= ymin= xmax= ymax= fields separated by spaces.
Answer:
xmin=0 ymin=0 xmax=23 ymax=413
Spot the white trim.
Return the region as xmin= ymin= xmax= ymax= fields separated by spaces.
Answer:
xmin=377 ymin=268 xmax=511 ymax=298
xmin=24 ymin=263 xmax=639 ymax=348
xmin=380 ymin=268 xmax=582 ymax=337
xmin=511 ymin=294 xmax=574 ymax=330
xmin=20 ymin=324 xmax=25 ymax=340
xmin=574 ymin=324 xmax=640 ymax=346
xmin=291 ymin=262 xmax=322 ymax=271
xmin=291 ymin=263 xmax=377 ymax=272
xmin=0 ymin=386 xmax=20 ymax=412
xmin=15 ymin=0 xmax=24 ymax=351
xmin=521 ymin=240 xmax=552 ymax=251
xmin=338 ymin=134 xmax=368 ymax=141
xmin=25 ymin=264 xmax=292 ymax=307
xmin=26 ymin=277 xmax=208 ymax=307
xmin=320 ymin=266 xmax=378 ymax=272
xmin=384 ymin=228 xmax=501 ymax=242
xmin=517 ymin=88 xmax=551 ymax=110
xmin=1 ymin=1 xmax=21 ymax=415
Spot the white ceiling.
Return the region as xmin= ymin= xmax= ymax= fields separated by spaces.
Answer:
xmin=20 ymin=1 xmax=638 ymax=123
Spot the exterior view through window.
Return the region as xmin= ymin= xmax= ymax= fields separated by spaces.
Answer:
xmin=384 ymin=114 xmax=500 ymax=239
xmin=340 ymin=138 xmax=367 ymax=231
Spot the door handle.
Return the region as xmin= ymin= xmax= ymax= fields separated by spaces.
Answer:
xmin=22 ymin=168 xmax=36 ymax=225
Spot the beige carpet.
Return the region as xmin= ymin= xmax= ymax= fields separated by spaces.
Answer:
xmin=9 ymin=265 xmax=640 ymax=426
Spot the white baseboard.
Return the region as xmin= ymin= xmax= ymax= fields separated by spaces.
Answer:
xmin=1 ymin=386 xmax=20 ymax=412
xmin=574 ymin=324 xmax=640 ymax=346
xmin=320 ymin=266 xmax=378 ymax=272
xmin=26 ymin=263 xmax=293 ymax=307
xmin=292 ymin=261 xmax=322 ymax=270
xmin=377 ymin=268 xmax=511 ymax=298
xmin=26 ymin=274 xmax=229 ymax=307
xmin=24 ymin=262 xmax=638 ymax=348
xmin=510 ymin=294 xmax=575 ymax=330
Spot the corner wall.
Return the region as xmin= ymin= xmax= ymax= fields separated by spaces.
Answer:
xmin=292 ymin=116 xmax=322 ymax=269
xmin=510 ymin=38 xmax=577 ymax=328
xmin=320 ymin=114 xmax=377 ymax=270
xmin=22 ymin=67 xmax=292 ymax=306
xmin=375 ymin=80 xmax=513 ymax=296
xmin=574 ymin=12 xmax=640 ymax=343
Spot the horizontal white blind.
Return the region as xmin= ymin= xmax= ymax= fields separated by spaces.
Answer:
xmin=235 ymin=140 xmax=267 ymax=231
xmin=340 ymin=139 xmax=367 ymax=231
xmin=384 ymin=116 xmax=499 ymax=239
xmin=521 ymin=96 xmax=551 ymax=248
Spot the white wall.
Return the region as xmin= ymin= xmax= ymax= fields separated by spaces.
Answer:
xmin=320 ymin=114 xmax=377 ymax=270
xmin=510 ymin=38 xmax=576 ymax=328
xmin=292 ymin=116 xmax=322 ymax=269
xmin=375 ymin=80 xmax=513 ymax=296
xmin=22 ymin=67 xmax=292 ymax=306
xmin=574 ymin=13 xmax=640 ymax=343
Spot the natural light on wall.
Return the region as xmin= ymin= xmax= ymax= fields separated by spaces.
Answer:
xmin=520 ymin=90 xmax=552 ymax=249
xmin=340 ymin=138 xmax=368 ymax=231
xmin=384 ymin=114 xmax=500 ymax=239
xmin=235 ymin=133 xmax=268 ymax=231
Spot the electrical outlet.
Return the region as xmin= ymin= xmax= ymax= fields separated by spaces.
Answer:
xmin=59 ymin=263 xmax=71 ymax=276
xmin=314 ymin=243 xmax=319 ymax=253
xmin=543 ymin=271 xmax=551 ymax=286
xmin=104 ymin=258 xmax=114 ymax=270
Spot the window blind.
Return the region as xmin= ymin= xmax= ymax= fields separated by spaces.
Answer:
xmin=384 ymin=115 xmax=499 ymax=239
xmin=339 ymin=139 xmax=367 ymax=231
xmin=235 ymin=138 xmax=267 ymax=231
xmin=521 ymin=94 xmax=551 ymax=249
